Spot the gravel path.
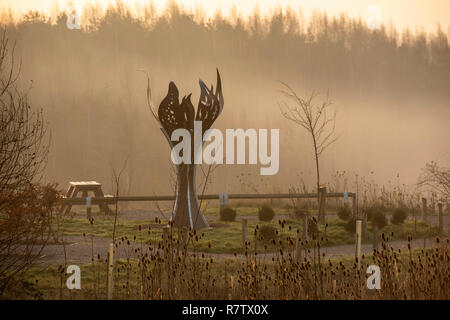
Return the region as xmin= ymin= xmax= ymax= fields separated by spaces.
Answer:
xmin=31 ymin=209 xmax=448 ymax=266
xmin=33 ymin=234 xmax=447 ymax=267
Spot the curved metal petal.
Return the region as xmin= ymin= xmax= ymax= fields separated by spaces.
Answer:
xmin=181 ymin=93 xmax=195 ymax=132
xmin=215 ymin=69 xmax=224 ymax=114
xmin=195 ymin=69 xmax=224 ymax=132
xmin=158 ymin=81 xmax=185 ymax=137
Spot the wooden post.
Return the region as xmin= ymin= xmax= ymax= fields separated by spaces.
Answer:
xmin=318 ymin=186 xmax=327 ymax=224
xmin=302 ymin=214 xmax=309 ymax=240
xmin=422 ymin=197 xmax=428 ymax=248
xmin=224 ymin=194 xmax=229 ymax=210
xmin=242 ymin=219 xmax=248 ymax=249
xmin=356 ymin=220 xmax=362 ymax=269
xmin=219 ymin=194 xmax=224 ymax=214
xmin=295 ymin=230 xmax=302 ymax=262
xmin=86 ymin=196 xmax=92 ymax=219
xmin=362 ymin=211 xmax=368 ymax=238
xmin=219 ymin=194 xmax=229 ymax=214
xmin=107 ymin=243 xmax=114 ymax=300
xmin=438 ymin=202 xmax=443 ymax=235
xmin=351 ymin=194 xmax=356 ymax=219
xmin=422 ymin=197 xmax=427 ymax=222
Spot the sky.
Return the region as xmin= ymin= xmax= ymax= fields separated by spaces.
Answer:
xmin=1 ymin=0 xmax=449 ymax=34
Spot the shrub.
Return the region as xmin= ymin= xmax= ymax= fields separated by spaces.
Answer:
xmin=258 ymin=225 xmax=277 ymax=242
xmin=220 ymin=207 xmax=236 ymax=222
xmin=391 ymin=207 xmax=408 ymax=225
xmin=258 ymin=205 xmax=275 ymax=222
xmin=367 ymin=207 xmax=387 ymax=229
xmin=337 ymin=204 xmax=352 ymax=221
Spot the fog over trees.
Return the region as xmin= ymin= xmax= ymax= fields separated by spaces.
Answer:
xmin=1 ymin=1 xmax=448 ymax=198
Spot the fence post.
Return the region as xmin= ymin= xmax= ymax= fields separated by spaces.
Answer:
xmin=303 ymin=214 xmax=309 ymax=240
xmin=219 ymin=194 xmax=223 ymax=214
xmin=219 ymin=194 xmax=229 ymax=214
xmin=224 ymin=194 xmax=229 ymax=209
xmin=362 ymin=211 xmax=368 ymax=238
xmin=242 ymin=219 xmax=248 ymax=249
xmin=86 ymin=196 xmax=92 ymax=219
xmin=438 ymin=202 xmax=443 ymax=235
xmin=318 ymin=186 xmax=327 ymax=224
xmin=351 ymin=194 xmax=357 ymax=219
xmin=356 ymin=220 xmax=362 ymax=269
xmin=107 ymin=243 xmax=114 ymax=300
xmin=422 ymin=197 xmax=427 ymax=222
xmin=343 ymin=191 xmax=349 ymax=205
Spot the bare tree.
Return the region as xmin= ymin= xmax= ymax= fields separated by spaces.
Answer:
xmin=418 ymin=161 xmax=450 ymax=200
xmin=0 ymin=31 xmax=49 ymax=202
xmin=280 ymin=83 xmax=338 ymax=222
xmin=0 ymin=30 xmax=56 ymax=296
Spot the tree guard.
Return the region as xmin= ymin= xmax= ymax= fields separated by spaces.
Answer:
xmin=154 ymin=70 xmax=224 ymax=230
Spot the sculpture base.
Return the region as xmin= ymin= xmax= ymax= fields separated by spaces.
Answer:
xmin=170 ymin=163 xmax=209 ymax=230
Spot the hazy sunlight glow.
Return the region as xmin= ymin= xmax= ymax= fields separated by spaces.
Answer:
xmin=1 ymin=0 xmax=449 ymax=34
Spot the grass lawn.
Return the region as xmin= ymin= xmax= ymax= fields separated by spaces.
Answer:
xmin=202 ymin=205 xmax=338 ymax=217
xmin=58 ymin=212 xmax=444 ymax=254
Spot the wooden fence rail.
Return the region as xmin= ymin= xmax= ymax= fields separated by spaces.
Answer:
xmin=60 ymin=192 xmax=356 ymax=205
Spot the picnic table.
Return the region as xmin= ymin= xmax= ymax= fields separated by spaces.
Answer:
xmin=60 ymin=181 xmax=113 ymax=215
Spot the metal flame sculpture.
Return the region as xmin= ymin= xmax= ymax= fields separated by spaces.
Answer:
xmin=147 ymin=69 xmax=224 ymax=229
